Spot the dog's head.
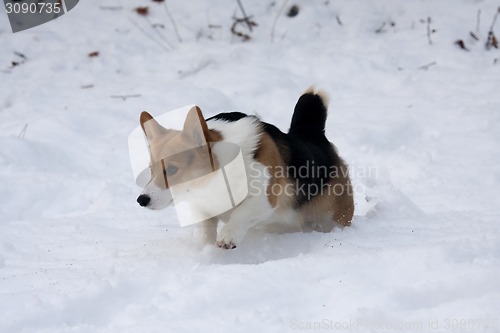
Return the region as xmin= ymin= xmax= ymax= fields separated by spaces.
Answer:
xmin=137 ymin=106 xmax=218 ymax=210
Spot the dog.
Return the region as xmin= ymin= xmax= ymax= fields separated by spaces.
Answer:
xmin=137 ymin=88 xmax=354 ymax=249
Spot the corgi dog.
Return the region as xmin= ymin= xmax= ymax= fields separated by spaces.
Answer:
xmin=137 ymin=88 xmax=354 ymax=249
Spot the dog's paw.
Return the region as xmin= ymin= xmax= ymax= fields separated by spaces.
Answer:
xmin=216 ymin=240 xmax=237 ymax=249
xmin=216 ymin=224 xmax=248 ymax=249
xmin=216 ymin=227 xmax=239 ymax=249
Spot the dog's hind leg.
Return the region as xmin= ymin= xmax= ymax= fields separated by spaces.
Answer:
xmin=300 ymin=173 xmax=354 ymax=231
xmin=332 ymin=180 xmax=354 ymax=227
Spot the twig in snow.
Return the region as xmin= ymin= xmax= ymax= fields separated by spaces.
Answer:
xmin=99 ymin=6 xmax=122 ymax=11
xmin=270 ymin=0 xmax=289 ymax=43
xmin=375 ymin=20 xmax=394 ymax=34
xmin=488 ymin=7 xmax=499 ymax=32
xmin=336 ymin=15 xmax=343 ymax=26
xmin=454 ymin=40 xmax=469 ymax=51
xmin=128 ymin=17 xmax=171 ymax=52
xmin=486 ymin=31 xmax=498 ymax=49
xmin=10 ymin=51 xmax=27 ymax=69
xmin=426 ymin=17 xmax=433 ymax=45
xmin=143 ymin=15 xmax=174 ymax=50
xmin=14 ymin=51 xmax=26 ymax=60
xmin=110 ymin=94 xmax=142 ymax=101
xmin=235 ymin=0 xmax=254 ymax=32
xmin=417 ymin=61 xmax=436 ymax=70
xmin=375 ymin=22 xmax=386 ymax=34
xmin=178 ymin=60 xmax=213 ymax=78
xmin=163 ymin=1 xmax=182 ymax=42
xmin=476 ymin=9 xmax=481 ymax=34
xmin=231 ymin=16 xmax=257 ymax=41
xmin=18 ymin=124 xmax=28 ymax=139
xmin=469 ymin=31 xmax=479 ymax=41
xmin=133 ymin=5 xmax=175 ymax=48
xmin=486 ymin=7 xmax=500 ymax=50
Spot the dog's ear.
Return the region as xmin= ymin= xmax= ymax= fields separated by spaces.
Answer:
xmin=182 ymin=106 xmax=210 ymax=147
xmin=140 ymin=111 xmax=168 ymax=141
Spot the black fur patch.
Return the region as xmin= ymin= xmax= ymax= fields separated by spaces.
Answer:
xmin=260 ymin=121 xmax=340 ymax=208
xmin=288 ymin=93 xmax=327 ymax=137
xmin=260 ymin=92 xmax=339 ymax=208
xmin=206 ymin=112 xmax=248 ymax=122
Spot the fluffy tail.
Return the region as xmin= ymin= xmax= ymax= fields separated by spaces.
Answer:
xmin=288 ymin=87 xmax=329 ymax=137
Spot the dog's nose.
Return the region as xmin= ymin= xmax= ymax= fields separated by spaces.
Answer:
xmin=137 ymin=194 xmax=151 ymax=207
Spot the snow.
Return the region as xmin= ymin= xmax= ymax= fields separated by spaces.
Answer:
xmin=1 ymin=0 xmax=500 ymax=332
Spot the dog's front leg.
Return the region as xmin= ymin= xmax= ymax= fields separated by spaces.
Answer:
xmin=216 ymin=196 xmax=273 ymax=249
xmin=198 ymin=217 xmax=218 ymax=245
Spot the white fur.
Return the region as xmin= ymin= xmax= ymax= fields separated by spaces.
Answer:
xmin=142 ymin=179 xmax=172 ymax=210
xmin=206 ymin=116 xmax=261 ymax=163
xmin=203 ymin=116 xmax=279 ymax=248
xmin=204 ymin=116 xmax=306 ymax=247
xmin=305 ymin=86 xmax=329 ymax=107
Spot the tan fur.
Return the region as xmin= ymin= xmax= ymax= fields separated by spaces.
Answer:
xmin=139 ymin=108 xmax=223 ymax=190
xmin=300 ymin=157 xmax=354 ymax=231
xmin=256 ymin=129 xmax=353 ymax=231
xmin=254 ymin=132 xmax=294 ymax=210
xmin=281 ymin=89 xmax=353 ymax=230
xmin=207 ymin=129 xmax=223 ymax=143
xmin=140 ymin=111 xmax=153 ymax=128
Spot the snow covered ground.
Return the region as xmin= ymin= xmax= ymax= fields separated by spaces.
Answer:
xmin=1 ymin=0 xmax=500 ymax=332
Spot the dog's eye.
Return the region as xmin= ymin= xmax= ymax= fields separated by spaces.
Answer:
xmin=165 ymin=165 xmax=178 ymax=176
